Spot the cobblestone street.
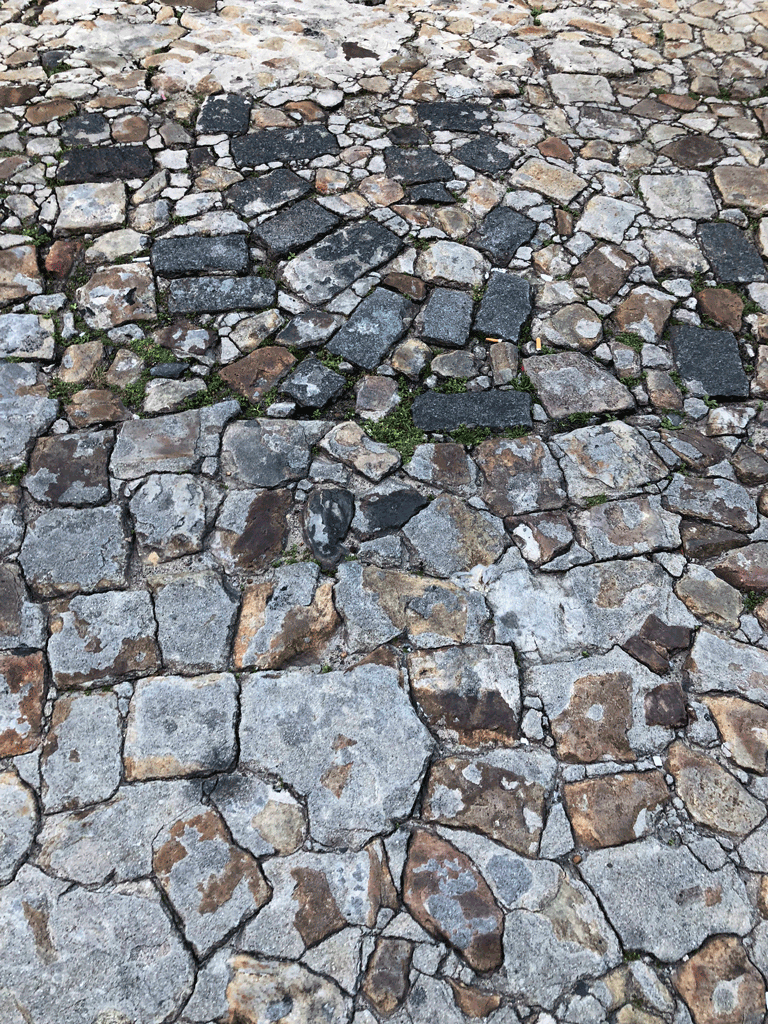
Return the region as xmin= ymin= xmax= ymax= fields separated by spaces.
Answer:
xmin=2 ymin=0 xmax=768 ymax=1021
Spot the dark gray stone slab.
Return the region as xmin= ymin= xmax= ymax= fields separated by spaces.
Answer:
xmin=412 ymin=390 xmax=532 ymax=431
xmin=698 ymin=222 xmax=765 ymax=283
xmin=281 ymin=222 xmax=404 ymax=304
xmin=168 ymin=276 xmax=276 ymax=313
xmin=659 ymin=135 xmax=725 ymax=170
xmin=422 ymin=288 xmax=473 ymax=347
xmin=410 ymin=183 xmax=454 ymax=204
xmin=474 ymin=274 xmax=532 ymax=341
xmin=417 ymin=102 xmax=491 ymax=133
xmin=669 ymin=325 xmax=749 ymax=399
xmin=275 ymin=311 xmax=342 ymax=349
xmin=225 ymin=169 xmax=312 ymax=217
xmin=388 ymin=126 xmax=430 ymax=146
xmin=326 ymin=288 xmax=414 ymax=369
xmin=279 ymin=356 xmax=345 ymax=407
xmin=151 ymin=235 xmax=249 ymax=277
xmin=24 ymin=430 xmax=112 ymax=506
xmin=254 ymin=200 xmax=339 ymax=256
xmin=231 ymin=126 xmax=339 ymax=167
xmin=354 ymin=489 xmax=428 ymax=536
xmin=58 ymin=146 xmax=153 ymax=184
xmin=455 ymin=137 xmax=513 ymax=173
xmin=471 ymin=208 xmax=537 ymax=266
xmin=384 ymin=147 xmax=452 ymax=185
xmin=196 ymin=94 xmax=251 ymax=134
xmin=60 ymin=113 xmax=109 ymax=148
xmin=303 ymin=488 xmax=355 ymax=567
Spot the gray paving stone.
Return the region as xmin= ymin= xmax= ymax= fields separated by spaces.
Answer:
xmin=211 ymin=771 xmax=306 ymax=857
xmin=421 ymin=287 xmax=473 ymax=347
xmin=196 ymin=93 xmax=251 ymax=134
xmin=239 ymin=664 xmax=433 ymax=848
xmin=275 ymin=310 xmax=342 ymax=348
xmin=231 ymin=126 xmax=340 ymax=166
xmin=383 ymin=147 xmax=452 ymax=184
xmin=668 ymin=325 xmax=749 ymax=399
xmin=225 ymin=168 xmax=312 ymax=216
xmin=58 ymin=145 xmax=154 ymax=184
xmin=525 ymin=351 xmax=634 ymax=418
xmin=124 ymin=672 xmax=238 ymax=780
xmin=473 ymin=273 xmax=531 ymax=341
xmin=0 ymin=565 xmax=46 ymax=652
xmin=151 ymin=234 xmax=249 ymax=276
xmin=402 ymin=493 xmax=506 ymax=578
xmin=167 ymin=274 xmax=276 ymax=313
xmin=0 ymin=313 xmax=55 ymax=360
xmin=20 ymin=506 xmax=130 ymax=598
xmin=470 ymin=207 xmax=537 ymax=265
xmin=303 ymin=487 xmax=355 ymax=565
xmin=209 ymin=487 xmax=292 ymax=571
xmin=255 ymin=199 xmax=339 ymax=256
xmin=280 ymin=355 xmax=346 ymax=407
xmin=221 ymin=418 xmax=329 ymax=486
xmin=698 ymin=222 xmax=765 ymax=283
xmin=24 ymin=429 xmax=112 ymax=506
xmin=40 ymin=692 xmax=121 ymax=813
xmin=326 ymin=288 xmax=413 ymax=369
xmin=0 ymin=487 xmax=23 ymax=558
xmin=152 ymin=572 xmax=239 ymax=673
xmin=662 ymin=474 xmax=757 ymax=533
xmin=552 ymin=421 xmax=669 ymax=501
xmin=417 ymin=101 xmax=490 ymax=132
xmin=454 ymin=136 xmax=513 ymax=173
xmin=475 ymin=435 xmax=566 ymax=516
xmin=411 ymin=390 xmax=532 ymax=431
xmin=281 ymin=221 xmax=403 ymax=303
xmin=129 ymin=473 xmax=207 ymax=560
xmin=0 ymin=772 xmax=36 ymax=883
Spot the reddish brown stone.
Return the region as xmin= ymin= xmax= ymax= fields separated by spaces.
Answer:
xmin=732 ymin=444 xmax=768 ymax=486
xmin=704 ymin=695 xmax=768 ymax=773
xmin=0 ymin=245 xmax=41 ymax=303
xmin=555 ymin=208 xmax=574 ymax=236
xmin=673 ymin=936 xmax=766 ymax=1024
xmin=404 ymin=831 xmax=503 ymax=973
xmin=638 ymin=614 xmax=691 ymax=652
xmin=291 ymin=865 xmax=347 ymax=946
xmin=217 ymin=489 xmax=292 ymax=573
xmin=697 ymin=288 xmax=742 ymax=332
xmin=25 ymin=100 xmax=75 ymax=125
xmin=448 ymin=981 xmax=502 ymax=1019
xmin=680 ymin=520 xmax=749 ymax=561
xmin=65 ymin=389 xmax=131 ymax=429
xmin=658 ymin=92 xmax=698 ymax=111
xmin=381 ymin=273 xmax=427 ymax=300
xmin=0 ymin=651 xmax=45 ymax=757
xmin=111 ymin=115 xmax=149 ymax=143
xmin=573 ymin=244 xmax=636 ymax=301
xmin=712 ymin=542 xmax=768 ymax=590
xmin=564 ymin=771 xmax=669 ymax=848
xmin=537 ymin=137 xmax=574 ymax=162
xmin=644 ymin=680 xmax=687 ymax=728
xmin=362 ymin=938 xmax=413 ymax=1017
xmin=0 ymin=155 xmax=29 ymax=181
xmin=622 ymin=636 xmax=669 ymax=675
xmin=219 ymin=347 xmax=295 ymax=402
xmin=284 ymin=100 xmax=325 ymax=122
xmin=45 ymin=239 xmax=82 ymax=279
xmin=0 ymin=85 xmax=38 ymax=106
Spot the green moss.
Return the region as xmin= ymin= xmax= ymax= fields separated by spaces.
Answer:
xmin=744 ymin=591 xmax=764 ymax=613
xmin=613 ymin=331 xmax=644 ymax=354
xmin=434 ymin=377 xmax=467 ymax=394
xmin=450 ymin=424 xmax=492 ymax=446
xmin=1 ymin=464 xmax=26 ymax=486
xmin=48 ymin=379 xmax=85 ymax=402
xmin=365 ymin=384 xmax=425 ymax=462
xmin=584 ymin=494 xmax=608 ymax=508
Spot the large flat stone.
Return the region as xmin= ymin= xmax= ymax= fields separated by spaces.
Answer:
xmin=151 ymin=234 xmax=249 ymax=276
xmin=525 ymin=351 xmax=634 ymax=418
xmin=210 ymin=488 xmax=292 ymax=570
xmin=152 ymin=572 xmax=239 ymax=673
xmin=76 ymin=263 xmax=156 ymax=329
xmin=231 ymin=126 xmax=340 ymax=166
xmin=167 ymin=275 xmax=276 ymax=313
xmin=0 ymin=772 xmax=36 ymax=883
xmin=473 ymin=273 xmax=531 ymax=342
xmin=411 ymin=390 xmax=531 ymax=431
xmin=699 ymin=222 xmax=765 ymax=283
xmin=24 ymin=429 xmax=112 ymax=506
xmin=686 ymin=629 xmax=768 ymax=707
xmin=0 ymin=566 xmax=45 ymax=651
xmin=0 ymin=651 xmax=45 ymax=757
xmin=0 ymin=313 xmax=55 ymax=360
xmin=57 ymin=145 xmax=154 ymax=183
xmin=225 ymin=168 xmax=313 ymax=217
xmin=470 ymin=207 xmax=536 ymax=266
xmin=475 ymin=435 xmax=566 ymax=516
xmin=221 ymin=419 xmax=329 ymax=487
xmin=402 ymin=493 xmax=506 ymax=578
xmin=421 ymin=287 xmax=473 ymax=347
xmin=714 ymin=166 xmax=768 ymax=215
xmin=383 ymin=147 xmax=452 ymax=184
xmin=0 ymin=244 xmax=42 ymax=302
xmin=551 ymin=421 xmax=669 ymax=501
xmin=573 ymin=495 xmax=681 ymax=559
xmin=509 ymin=159 xmax=587 ymax=203
xmin=640 ymin=175 xmax=717 ymax=220
xmin=662 ymin=474 xmax=757 ymax=532
xmin=415 ymin=241 xmax=488 ymax=288
xmin=55 ymin=182 xmax=126 ymax=234
xmin=196 ymin=93 xmax=251 ymax=134
xmin=326 ymin=288 xmax=413 ymax=370
xmin=129 ymin=473 xmax=206 ymax=561
xmin=417 ymin=102 xmax=490 ymax=132
xmin=254 ymin=199 xmax=339 ymax=256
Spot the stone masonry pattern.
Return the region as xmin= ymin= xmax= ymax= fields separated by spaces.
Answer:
xmin=2 ymin=0 xmax=768 ymax=1022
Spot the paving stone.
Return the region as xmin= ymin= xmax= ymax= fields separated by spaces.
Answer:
xmin=219 ymin=346 xmax=296 ymax=401
xmin=230 ymin=310 xmax=284 ymax=353
xmin=124 ymin=672 xmax=238 ymax=781
xmin=704 ymin=695 xmax=768 ymax=773
xmin=402 ymin=493 xmax=506 ymax=578
xmin=129 ymin=473 xmax=206 ymax=561
xmin=412 ymin=389 xmax=531 ymax=431
xmin=275 ymin=310 xmax=342 ymax=349
xmin=211 ymin=771 xmax=306 ymax=857
xmin=40 ymin=692 xmax=121 ymax=813
xmin=697 ymin=287 xmax=743 ymax=331
xmin=153 ymin=572 xmax=239 ymax=674
xmin=351 ymin=487 xmax=425 ymax=538
xmin=0 ymin=565 xmax=46 ymax=652
xmin=255 ymin=200 xmax=340 ymax=256
xmin=674 ymin=564 xmax=743 ymax=631
xmin=509 ymin=158 xmax=587 ymax=204
xmin=640 ymin=175 xmax=717 ymax=220
xmin=319 ymin=421 xmax=400 ymax=481
xmin=65 ymin=388 xmax=131 ymax=429
xmin=415 ymin=240 xmax=488 ymax=288
xmin=564 ymin=771 xmax=669 ymax=849
xmin=508 ymin=511 xmax=573 ymax=567
xmin=423 ymin=749 xmax=555 ymax=856
xmin=326 ymin=288 xmax=413 ymax=369
xmin=660 ymin=135 xmax=725 ymax=169
xmin=153 ymin=807 xmax=269 ymax=957
xmin=151 ymin=234 xmax=249 ymax=276
xmin=549 ymin=73 xmax=615 ymax=104
xmin=454 ymin=136 xmax=513 ymax=173
xmin=231 ymin=126 xmax=340 ymax=166
xmin=469 ymin=207 xmax=536 ymax=265
xmin=644 ymin=229 xmax=709 ymax=276
xmin=196 ymin=93 xmax=251 ymax=134
xmin=666 ymin=741 xmax=765 ymax=838
xmin=280 ymin=355 xmax=345 ymax=408
xmin=281 ymin=221 xmax=403 ymax=303
xmin=403 ymin=830 xmax=502 ymax=972
xmin=409 ymin=182 xmax=453 ymax=203
xmin=576 ymin=196 xmax=639 ymax=243
xmin=0 ymin=772 xmax=36 ymax=882
xmin=221 ymin=418 xmax=327 ymax=487
xmin=417 ymin=102 xmax=490 ymax=132
xmin=714 ymin=166 xmax=768 ymax=215
xmin=475 ymin=435 xmax=565 ymax=516
xmin=55 ymin=182 xmax=126 ymax=234
xmin=240 ymin=664 xmax=433 ymax=848
xmin=699 ymin=222 xmax=765 ymax=284
xmin=225 ymin=168 xmax=313 ymax=216
xmin=0 ymin=650 xmax=44 ymax=758
xmin=580 ymin=838 xmax=752 ymax=961
xmin=0 ymin=244 xmax=41 ymax=303
xmin=573 ymin=495 xmax=681 ymax=560
xmin=167 ymin=274 xmax=276 ymax=313
xmin=362 ymin=937 xmax=412 ymax=1017
xmin=24 ymin=429 xmax=112 ymax=506
xmin=613 ymin=286 xmax=675 ymax=343
xmin=0 ymin=866 xmax=194 ymax=1024
xmin=489 ymin=555 xmax=694 ymax=662
xmin=419 ymin=287 xmax=472 ymax=349
xmin=473 ymin=273 xmax=531 ymax=341
xmin=405 ymin=442 xmax=477 ymax=496
xmin=538 ymin=303 xmax=604 ymax=351
xmin=355 ymin=375 xmax=400 ymax=420
xmin=77 ymin=263 xmax=156 ymax=329
xmin=572 ymin=243 xmax=636 ymax=301
xmin=20 ymin=506 xmax=130 ymax=598
xmin=0 ymin=313 xmax=55 ymax=360
xmin=233 ymin=562 xmax=338 ymax=670
xmin=57 ymin=339 xmax=103 ymax=386
xmin=552 ymin=421 xmax=670 ymax=501
xmin=662 ymin=474 xmax=756 ymax=533
xmin=224 ymin=957 xmax=350 ymax=1024
xmin=673 ymin=936 xmax=766 ymax=1024
xmin=408 ymin=644 xmax=520 ymax=746
xmin=525 ymin=352 xmax=634 ymax=419
xmin=358 ymin=175 xmax=405 ymax=207
xmin=0 ymin=485 xmax=23 ymax=559
xmin=58 ymin=145 xmax=154 ymax=184
xmin=712 ymin=541 xmax=768 ymax=589
xmin=210 ymin=487 xmax=292 ymax=570
xmin=60 ymin=112 xmax=110 ymax=147
xmin=686 ymin=629 xmax=768 ymax=707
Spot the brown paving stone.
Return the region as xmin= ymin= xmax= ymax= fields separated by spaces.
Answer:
xmin=673 ymin=936 xmax=766 ymax=1024
xmin=25 ymin=100 xmax=75 ymax=125
xmin=0 ymin=651 xmax=45 ymax=757
xmin=697 ymin=288 xmax=743 ymax=331
xmin=362 ymin=938 xmax=413 ymax=1017
xmin=564 ymin=771 xmax=669 ymax=848
xmin=219 ymin=347 xmax=296 ymax=402
xmin=666 ymin=741 xmax=765 ymax=837
xmin=704 ymin=695 xmax=768 ymax=774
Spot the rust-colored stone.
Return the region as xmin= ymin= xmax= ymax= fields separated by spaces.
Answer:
xmin=45 ymin=239 xmax=82 ymax=279
xmin=697 ymin=288 xmax=743 ymax=332
xmin=537 ymin=137 xmax=574 ymax=162
xmin=0 ymin=651 xmax=45 ymax=757
xmin=673 ymin=936 xmax=766 ymax=1024
xmin=219 ymin=347 xmax=295 ymax=402
xmin=564 ymin=771 xmax=669 ymax=848
xmin=26 ymin=100 xmax=75 ymax=125
xmin=362 ymin=938 xmax=413 ymax=1017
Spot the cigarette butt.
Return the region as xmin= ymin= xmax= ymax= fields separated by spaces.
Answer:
xmin=536 ymin=337 xmax=542 ymax=350
xmin=486 ymin=337 xmax=501 ymax=343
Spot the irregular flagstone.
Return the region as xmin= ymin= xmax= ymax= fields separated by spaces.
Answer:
xmin=304 ymin=487 xmax=355 ymax=565
xmin=129 ymin=473 xmax=206 ymax=561
xmin=351 ymin=486 xmax=426 ymax=538
xmin=234 ymin=562 xmax=338 ymax=670
xmin=0 ymin=244 xmax=42 ymax=303
xmin=55 ymin=182 xmax=126 ymax=234
xmin=662 ymin=474 xmax=757 ymax=533
xmin=508 ymin=511 xmax=574 ymax=567
xmin=405 ymin=443 xmax=477 ymax=496
xmin=35 ymin=780 xmax=202 ymax=885
xmin=469 ymin=207 xmax=536 ymax=265
xmin=524 ymin=352 xmax=633 ymax=418
xmin=422 ymin=748 xmax=556 ymax=856
xmin=0 ymin=867 xmax=195 ymax=1024
xmin=383 ymin=146 xmax=452 ymax=184
xmin=239 ymin=664 xmax=433 ymax=849
xmin=537 ymin=303 xmax=603 ymax=351
xmin=712 ymin=542 xmax=768 ymax=589
xmin=211 ymin=770 xmax=307 ymax=858
xmin=665 ymin=742 xmax=765 ymax=838
xmin=403 ymin=830 xmax=503 ymax=972
xmin=564 ymin=771 xmax=670 ymax=848
xmin=231 ymin=126 xmax=340 ymax=166
xmin=0 ymin=313 xmax=55 ymax=360
xmin=415 ymin=240 xmax=488 ymax=287
xmin=48 ymin=590 xmax=158 ymax=688
xmin=197 ymin=93 xmax=251 ymax=134
xmin=320 ymin=421 xmax=400 ymax=481
xmin=639 ymin=175 xmax=717 ymax=220
xmin=473 ymin=272 xmax=531 ymax=341
xmin=612 ymin=287 xmax=674 ymax=343
xmin=421 ymin=287 xmax=474 ymax=348
xmin=281 ymin=356 xmax=345 ymax=408
xmin=408 ymin=645 xmax=520 ymax=746
xmin=24 ymin=429 xmax=112 ymax=506
xmin=402 ymin=494 xmax=506 ymax=578
xmin=661 ymin=135 xmax=724 ymax=169
xmin=714 ymin=165 xmax=768 ymax=215
xmin=417 ymin=102 xmax=491 ymax=132
xmin=580 ymin=837 xmax=753 ymax=961
xmin=226 ymin=168 xmax=313 ymax=216
xmin=153 ymin=807 xmax=270 ymax=957
xmin=362 ymin=937 xmax=413 ymax=1018
xmin=326 ymin=288 xmax=413 ymax=370
xmin=210 ymin=488 xmax=292 ymax=570
xmin=572 ymin=496 xmax=681 ymax=560
xmin=0 ymin=651 xmax=45 ymax=757
xmin=152 ymin=573 xmax=239 ymax=674
xmin=0 ymin=772 xmax=36 ymax=883
xmin=124 ymin=673 xmax=238 ymax=781
xmin=673 ymin=936 xmax=766 ymax=1024
xmin=224 ymin=957 xmax=350 ymax=1024
xmin=509 ymin=158 xmax=587 ymax=203
xmin=527 ymin=647 xmax=676 ymax=762
xmin=668 ymin=325 xmax=749 ymax=399
xmin=20 ymin=506 xmax=130 ymax=598
xmin=703 ymin=695 xmax=768 ymax=773
xmin=221 ymin=418 xmax=329 ymax=487
xmin=488 ymin=554 xmax=694 ymax=662
xmin=474 ymin=435 xmax=566 ymax=516
xmin=674 ymin=564 xmax=743 ymax=631
xmin=686 ymin=629 xmax=768 ymax=707
xmin=576 ymin=196 xmax=638 ymax=244
xmin=0 ymin=565 xmax=46 ymax=652
xmin=76 ymin=263 xmax=156 ymax=329
xmin=281 ymin=221 xmax=403 ymax=303
xmin=551 ymin=421 xmax=668 ymax=502
xmin=572 ymin=243 xmax=636 ymax=301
